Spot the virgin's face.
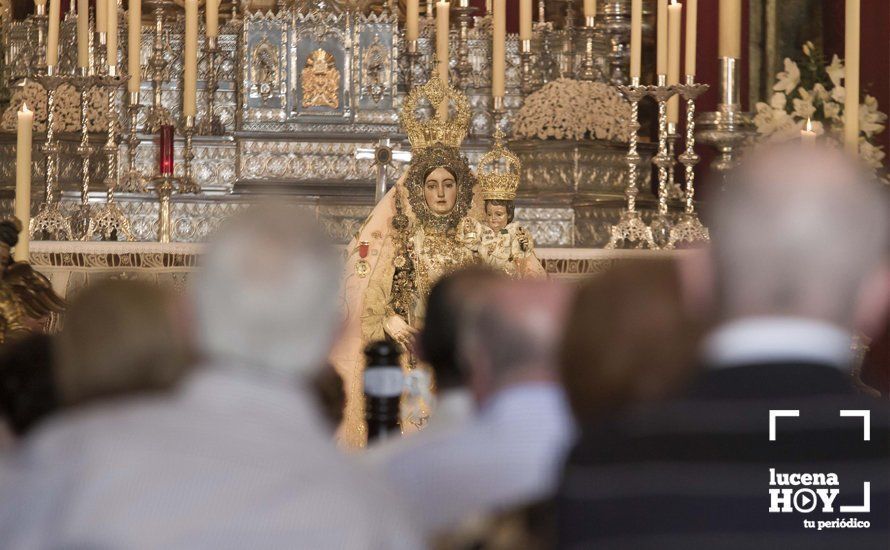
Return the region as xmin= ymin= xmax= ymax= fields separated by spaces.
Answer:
xmin=423 ymin=167 xmax=458 ymax=216
xmin=486 ymin=204 xmax=509 ymax=232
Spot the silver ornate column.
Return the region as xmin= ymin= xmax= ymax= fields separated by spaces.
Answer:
xmin=559 ymin=0 xmax=577 ymax=80
xmin=197 ymin=35 xmax=225 ymax=135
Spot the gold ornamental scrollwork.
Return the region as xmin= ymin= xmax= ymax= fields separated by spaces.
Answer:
xmin=301 ymin=49 xmax=341 ymax=109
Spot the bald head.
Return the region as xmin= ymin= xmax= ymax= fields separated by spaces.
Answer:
xmin=192 ymin=205 xmax=342 ymax=378
xmin=709 ymin=144 xmax=890 ymax=331
xmin=461 ymin=280 xmax=571 ymax=403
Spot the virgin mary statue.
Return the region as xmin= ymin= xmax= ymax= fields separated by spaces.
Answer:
xmin=329 ymin=75 xmax=488 ymax=446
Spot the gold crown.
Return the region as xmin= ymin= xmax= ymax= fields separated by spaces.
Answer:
xmin=478 ymin=129 xmax=521 ymax=201
xmin=400 ymin=73 xmax=471 ymax=150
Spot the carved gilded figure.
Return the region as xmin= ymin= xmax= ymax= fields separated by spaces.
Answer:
xmin=0 ymin=219 xmax=65 ymax=344
xmin=301 ymin=49 xmax=340 ymax=109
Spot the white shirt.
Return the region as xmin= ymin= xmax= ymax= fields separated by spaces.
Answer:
xmin=375 ymin=383 xmax=574 ymax=535
xmin=702 ymin=316 xmax=854 ymax=370
xmin=363 ymin=389 xmax=473 ymax=469
xmin=0 ymin=367 xmax=424 ymax=550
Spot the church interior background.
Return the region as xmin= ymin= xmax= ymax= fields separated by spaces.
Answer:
xmin=0 ymin=0 xmax=887 ymax=371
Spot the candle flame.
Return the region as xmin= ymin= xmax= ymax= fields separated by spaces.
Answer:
xmin=805 ymin=118 xmax=813 ymax=132
xmin=20 ymin=103 xmax=30 ymax=114
xmin=671 ymin=0 xmax=679 ymax=5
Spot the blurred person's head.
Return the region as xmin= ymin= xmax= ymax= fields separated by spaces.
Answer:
xmin=192 ymin=206 xmax=342 ymax=379
xmin=709 ymin=144 xmax=890 ymax=337
xmin=419 ymin=265 xmax=504 ymax=392
xmin=560 ymin=260 xmax=705 ymax=428
xmin=0 ymin=333 xmax=56 ymax=436
xmin=55 ymin=279 xmax=189 ymax=408
xmin=461 ymin=280 xmax=571 ymax=405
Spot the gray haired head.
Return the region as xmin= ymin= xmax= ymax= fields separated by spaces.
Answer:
xmin=709 ymin=143 xmax=890 ymax=333
xmin=191 ymin=205 xmax=342 ymax=379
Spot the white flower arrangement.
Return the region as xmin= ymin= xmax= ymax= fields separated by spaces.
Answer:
xmin=754 ymin=42 xmax=887 ymax=170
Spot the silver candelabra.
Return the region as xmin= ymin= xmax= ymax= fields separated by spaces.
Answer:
xmin=607 ymin=76 xmax=655 ymax=249
xmin=649 ymin=74 xmax=678 ymax=248
xmin=669 ymin=76 xmax=710 ymax=248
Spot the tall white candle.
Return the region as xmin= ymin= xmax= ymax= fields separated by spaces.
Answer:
xmin=128 ymin=0 xmax=142 ymax=93
xmin=584 ymin=0 xmax=597 ymax=19
xmin=106 ymin=0 xmax=118 ymax=71
xmin=492 ymin=0 xmax=506 ymax=98
xmin=436 ymin=1 xmax=450 ymax=85
xmin=656 ymin=0 xmax=668 ymax=75
xmin=96 ymin=0 xmax=107 ymax=34
xmin=630 ymin=0 xmax=642 ymax=79
xmin=718 ymin=0 xmax=741 ymax=58
xmin=667 ymin=0 xmax=682 ymax=124
xmin=406 ymin=0 xmax=420 ymax=41
xmin=76 ymin=0 xmax=89 ymax=68
xmin=685 ymin=0 xmax=697 ymax=77
xmin=844 ymin=0 xmax=860 ymax=154
xmin=15 ymin=104 xmax=33 ymax=262
xmin=519 ymin=0 xmax=533 ymax=41
xmin=206 ymin=0 xmax=220 ymax=38
xmin=183 ymin=0 xmax=198 ymax=118
xmin=46 ymin=0 xmax=61 ymax=68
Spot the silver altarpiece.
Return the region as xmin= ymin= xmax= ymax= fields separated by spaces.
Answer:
xmin=0 ymin=0 xmax=677 ymax=247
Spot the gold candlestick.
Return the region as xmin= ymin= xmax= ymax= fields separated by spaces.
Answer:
xmin=30 ymin=70 xmax=73 ymax=241
xmin=179 ymin=115 xmax=201 ymax=194
xmin=71 ymin=71 xmax=97 ymax=240
xmin=122 ymin=91 xmax=146 ymax=191
xmin=607 ymin=76 xmax=655 ymax=249
xmin=142 ymin=1 xmax=174 ymax=133
xmin=93 ymin=72 xmax=135 ymax=241
xmin=453 ymin=0 xmax=476 ymax=89
xmin=405 ymin=39 xmax=422 ymax=91
xmin=153 ymin=175 xmax=176 ymax=243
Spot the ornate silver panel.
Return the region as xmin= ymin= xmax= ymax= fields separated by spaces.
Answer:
xmin=243 ymin=12 xmax=289 ymax=120
xmin=353 ymin=12 xmax=397 ymax=122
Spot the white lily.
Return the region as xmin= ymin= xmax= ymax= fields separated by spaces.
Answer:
xmin=773 ymin=58 xmax=801 ymax=96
